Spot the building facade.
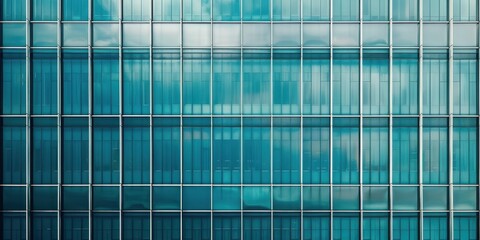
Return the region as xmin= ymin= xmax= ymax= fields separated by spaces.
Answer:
xmin=1 ymin=0 xmax=480 ymax=239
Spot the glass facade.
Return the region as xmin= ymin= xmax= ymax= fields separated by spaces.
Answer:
xmin=0 ymin=0 xmax=479 ymax=239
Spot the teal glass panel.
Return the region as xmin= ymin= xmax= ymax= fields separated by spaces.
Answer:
xmin=243 ymin=186 xmax=271 ymax=210
xmin=453 ymin=118 xmax=478 ymax=184
xmin=423 ymin=186 xmax=448 ymax=210
xmin=32 ymin=0 xmax=57 ymax=20
xmin=453 ymin=187 xmax=477 ymax=210
xmin=183 ymin=50 xmax=210 ymax=115
xmin=363 ymin=51 xmax=389 ymax=114
xmin=153 ymin=186 xmax=180 ymax=210
xmin=363 ymin=0 xmax=388 ymax=21
xmin=213 ymin=213 xmax=241 ymax=240
xmin=363 ymin=186 xmax=388 ymax=210
xmin=454 ymin=213 xmax=478 ymax=240
xmin=153 ymin=213 xmax=181 ymax=240
xmin=304 ymin=213 xmax=330 ymax=240
xmin=244 ymin=24 xmax=271 ymax=46
xmin=213 ymin=118 xmax=240 ymax=184
xmin=183 ymin=0 xmax=210 ymax=21
xmin=93 ymin=0 xmax=119 ymax=20
xmin=184 ymin=24 xmax=212 ymax=47
xmin=392 ymin=50 xmax=418 ymax=114
xmin=423 ymin=24 xmax=448 ymax=47
xmin=32 ymin=186 xmax=57 ymax=210
xmin=62 ymin=0 xmax=88 ymax=20
xmin=183 ymin=186 xmax=211 ymax=210
xmin=213 ymin=186 xmax=241 ymax=210
xmin=392 ymin=118 xmax=418 ymax=184
xmin=32 ymin=23 xmax=57 ymax=47
xmin=243 ymin=0 xmax=270 ymax=21
xmin=332 ymin=118 xmax=360 ymax=184
xmin=243 ymin=118 xmax=270 ymax=184
xmin=303 ymin=50 xmax=330 ymax=114
xmin=62 ymin=50 xmax=88 ymax=115
xmin=392 ymin=0 xmax=418 ymax=20
xmin=303 ymin=118 xmax=330 ymax=184
xmin=92 ymin=213 xmax=119 ymax=240
xmin=273 ymin=186 xmax=301 ymax=210
xmin=303 ymin=186 xmax=329 ymax=210
xmin=273 ymin=213 xmax=300 ymax=240
xmin=123 ymin=50 xmax=150 ymax=115
xmin=92 ymin=118 xmax=120 ymax=184
xmin=453 ymin=51 xmax=478 ymax=115
xmin=31 ymin=118 xmax=58 ymax=184
xmin=123 ymin=186 xmax=149 ymax=210
xmin=183 ymin=213 xmax=210 ymax=240
xmin=1 ymin=118 xmax=26 ymax=184
xmin=32 ymin=213 xmax=58 ymax=240
xmin=243 ymin=50 xmax=271 ymax=114
xmin=1 ymin=50 xmax=26 ymax=114
xmin=62 ymin=24 xmax=88 ymax=47
xmin=123 ymin=213 xmax=149 ymax=240
xmin=424 ymin=213 xmax=448 ymax=240
xmin=273 ymin=50 xmax=300 ymax=114
xmin=2 ymin=213 xmax=25 ymax=240
xmin=213 ymin=0 xmax=240 ymax=20
xmin=333 ymin=50 xmax=360 ymax=114
xmin=333 ymin=186 xmax=359 ymax=210
xmin=1 ymin=186 xmax=26 ymax=210
xmin=62 ymin=118 xmax=88 ymax=184
xmin=393 ymin=186 xmax=418 ymax=210
xmin=273 ymin=0 xmax=300 ymax=21
xmin=213 ymin=50 xmax=241 ymax=114
xmin=123 ymin=24 xmax=150 ymax=47
xmin=153 ymin=0 xmax=180 ymax=20
xmin=153 ymin=118 xmax=180 ymax=184
xmin=393 ymin=213 xmax=418 ymax=240
xmin=213 ymin=24 xmax=241 ymax=47
xmin=363 ymin=118 xmax=389 ymax=184
xmin=303 ymin=0 xmax=329 ymax=21
xmin=123 ymin=118 xmax=149 ymax=184
xmin=183 ymin=118 xmax=210 ymax=184
xmin=333 ymin=213 xmax=360 ymax=240
xmin=93 ymin=24 xmax=119 ymax=47
xmin=123 ymin=0 xmax=150 ymax=20
xmin=93 ymin=49 xmax=119 ymax=115
xmin=333 ymin=0 xmax=359 ymax=21
xmin=363 ymin=24 xmax=389 ymax=47
xmin=332 ymin=24 xmax=359 ymax=47
xmin=1 ymin=24 xmax=26 ymax=47
xmin=273 ymin=118 xmax=300 ymax=184
xmin=93 ymin=186 xmax=119 ymax=210
xmin=62 ymin=213 xmax=88 ymax=240
xmin=423 ymin=0 xmax=447 ymax=21
xmin=2 ymin=0 xmax=26 ymax=20
xmin=423 ymin=51 xmax=448 ymax=115
xmin=453 ymin=24 xmax=478 ymax=47
xmin=454 ymin=0 xmax=478 ymax=21
xmin=244 ymin=213 xmax=271 ymax=240
xmin=62 ymin=186 xmax=88 ymax=210
xmin=31 ymin=50 xmax=57 ymax=115
xmin=363 ymin=213 xmax=389 ymax=240
xmin=393 ymin=24 xmax=419 ymax=46
xmin=153 ymin=50 xmax=181 ymax=115
xmin=423 ymin=118 xmax=448 ymax=184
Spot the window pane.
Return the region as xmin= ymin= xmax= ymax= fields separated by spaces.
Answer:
xmin=1 ymin=118 xmax=26 ymax=183
xmin=123 ymin=24 xmax=150 ymax=47
xmin=183 ymin=24 xmax=211 ymax=47
xmin=32 ymin=23 xmax=57 ymax=47
xmin=453 ymin=51 xmax=478 ymax=115
xmin=303 ymin=51 xmax=330 ymax=114
xmin=453 ymin=119 xmax=478 ymax=184
xmin=332 ymin=50 xmax=360 ymax=114
xmin=273 ymin=213 xmax=301 ymax=240
xmin=62 ymin=118 xmax=89 ymax=183
xmin=392 ymin=118 xmax=419 ymax=184
xmin=153 ymin=213 xmax=180 ymax=240
xmin=213 ymin=24 xmax=241 ymax=47
xmin=123 ymin=186 xmax=149 ymax=210
xmin=303 ymin=0 xmax=329 ymax=21
xmin=92 ymin=213 xmax=119 ymax=240
xmin=423 ymin=0 xmax=447 ymax=21
xmin=243 ymin=24 xmax=271 ymax=47
xmin=213 ymin=187 xmax=240 ymax=210
xmin=243 ymin=119 xmax=270 ymax=184
xmin=62 ymin=0 xmax=88 ymax=20
xmin=32 ymin=0 xmax=57 ymax=20
xmin=333 ymin=213 xmax=360 ymax=240
xmin=213 ymin=119 xmax=241 ymax=183
xmin=392 ymin=0 xmax=418 ymax=20
xmin=243 ymin=186 xmax=271 ymax=210
xmin=454 ymin=0 xmax=478 ymax=21
xmin=93 ymin=0 xmax=119 ymax=20
xmin=393 ymin=213 xmax=418 ymax=240
xmin=453 ymin=187 xmax=477 ymax=210
xmin=363 ymin=214 xmax=389 ymax=240
xmin=273 ymin=187 xmax=301 ymax=210
xmin=363 ymin=187 xmax=388 ymax=210
xmin=122 ymin=51 xmax=150 ymax=115
xmin=213 ymin=0 xmax=240 ymax=20
xmin=424 ymin=214 xmax=448 ymax=240
xmin=363 ymin=24 xmax=388 ymax=47
xmin=183 ymin=118 xmax=211 ymax=183
xmin=243 ymin=0 xmax=270 ymax=21
xmin=304 ymin=213 xmax=330 ymax=240
xmin=123 ymin=213 xmax=149 ymax=240
xmin=2 ymin=0 xmax=26 ymax=20
xmin=273 ymin=118 xmax=300 ymax=184
xmin=393 ymin=24 xmax=419 ymax=47
xmin=153 ymin=0 xmax=180 ymax=20
xmin=92 ymin=50 xmax=119 ymax=115
xmin=392 ymin=50 xmax=419 ymax=114
xmin=393 ymin=187 xmax=418 ymax=210
xmin=212 ymin=51 xmax=241 ymax=114
xmin=303 ymin=187 xmax=329 ymax=210
xmin=62 ymin=24 xmax=88 ymax=47
xmin=93 ymin=24 xmax=119 ymax=47
xmin=333 ymin=0 xmax=359 ymax=21
xmin=1 ymin=24 xmax=26 ymax=47
xmin=183 ymin=213 xmax=211 ymax=240
xmin=182 ymin=51 xmax=211 ymax=115
xmin=362 ymin=119 xmax=388 ymax=184
xmin=31 ymin=118 xmax=58 ymax=184
xmin=153 ymin=24 xmax=180 ymax=47
xmin=332 ymin=118 xmax=360 ymax=184
xmin=62 ymin=213 xmax=88 ymax=240
xmin=92 ymin=118 xmax=120 ymax=183
xmin=244 ymin=213 xmax=271 ymax=240
xmin=423 ymin=187 xmax=448 ymax=210
xmin=363 ymin=51 xmax=389 ymax=114
xmin=213 ymin=213 xmax=241 ymax=240
xmin=152 ymin=50 xmax=181 ymax=115
xmin=363 ymin=0 xmax=388 ymax=21
xmin=32 ymin=186 xmax=57 ymax=210
xmin=273 ymin=0 xmax=300 ymax=21
xmin=303 ymin=119 xmax=330 ymax=183
xmin=123 ymin=0 xmax=150 ymax=20
xmin=303 ymin=24 xmax=329 ymax=47
xmin=93 ymin=186 xmax=119 ymax=210
xmin=273 ymin=24 xmax=300 ymax=47
xmin=32 ymin=213 xmax=58 ymax=240
xmin=423 ymin=119 xmax=448 ymax=184
xmin=122 ymin=118 xmax=150 ymax=183
xmin=1 ymin=187 xmax=26 ymax=210
xmin=62 ymin=186 xmax=88 ymax=210
xmin=62 ymin=51 xmax=88 ymax=115
xmin=242 ymin=50 xmax=271 ymax=114
xmin=333 ymin=186 xmax=359 ymax=210
xmin=1 ymin=51 xmax=27 ymax=115
xmin=423 ymin=51 xmax=449 ymax=115
xmin=152 ymin=118 xmax=181 ymax=183
xmin=454 ymin=214 xmax=478 ymax=240
xmin=183 ymin=186 xmax=211 ymax=210
xmin=153 ymin=186 xmax=180 ymax=210
xmin=454 ymin=24 xmax=478 ymax=47
xmin=423 ymin=24 xmax=448 ymax=47
xmin=183 ymin=0 xmax=210 ymax=21
xmin=273 ymin=51 xmax=300 ymax=114
xmin=333 ymin=24 xmax=359 ymax=47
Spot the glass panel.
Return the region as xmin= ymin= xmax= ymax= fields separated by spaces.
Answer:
xmin=243 ymin=50 xmax=271 ymax=114
xmin=243 ymin=24 xmax=271 ymax=47
xmin=454 ymin=0 xmax=478 ymax=21
xmin=273 ymin=51 xmax=301 ymax=114
xmin=1 ymin=187 xmax=26 ymax=210
xmin=123 ymin=213 xmax=150 ymax=240
xmin=92 ymin=213 xmax=119 ymax=240
xmin=122 ymin=118 xmax=150 ymax=183
xmin=183 ymin=213 xmax=210 ymax=240
xmin=332 ymin=24 xmax=359 ymax=47
xmin=213 ymin=119 xmax=241 ymax=183
xmin=424 ymin=214 xmax=448 ymax=240
xmin=333 ymin=186 xmax=359 ymax=210
xmin=213 ymin=0 xmax=240 ymax=20
xmin=392 ymin=118 xmax=419 ymax=184
xmin=152 ymin=24 xmax=180 ymax=47
xmin=363 ymin=24 xmax=388 ymax=47
xmin=32 ymin=213 xmax=58 ymax=240
xmin=303 ymin=24 xmax=329 ymax=47
xmin=363 ymin=51 xmax=389 ymax=114
xmin=393 ymin=213 xmax=418 ymax=240
xmin=332 ymin=118 xmax=360 ymax=184
xmin=244 ymin=213 xmax=271 ymax=239
xmin=123 ymin=24 xmax=150 ymax=47
xmin=1 ymin=24 xmax=26 ymax=47
xmin=2 ymin=0 xmax=26 ymax=20
xmin=303 ymin=0 xmax=329 ymax=21
xmin=454 ymin=24 xmax=478 ymax=47
xmin=93 ymin=0 xmax=119 ymax=20
xmin=92 ymin=118 xmax=120 ymax=183
xmin=363 ymin=0 xmax=388 ymax=21
xmin=213 ymin=213 xmax=241 ymax=240
xmin=31 ymin=118 xmax=58 ymax=183
xmin=333 ymin=0 xmax=359 ymax=21
xmin=423 ymin=0 xmax=448 ymax=21
xmin=453 ymin=187 xmax=477 ymax=210
xmin=153 ymin=118 xmax=181 ymax=183
xmin=62 ymin=213 xmax=89 ymax=240
xmin=423 ymin=51 xmax=448 ymax=115
xmin=152 ymin=50 xmax=181 ymax=115
xmin=213 ymin=24 xmax=241 ymax=47
xmin=62 ymin=118 xmax=89 ymax=183
xmin=363 ymin=214 xmax=389 ymax=240
xmin=453 ymin=51 xmax=478 ymax=115
xmin=153 ymin=186 xmax=180 ymax=210
xmin=62 ymin=186 xmax=88 ymax=210
xmin=183 ymin=24 xmax=211 ymax=47
xmin=392 ymin=0 xmax=418 ymax=20
xmin=92 ymin=50 xmax=120 ymax=115
xmin=32 ymin=186 xmax=57 ymax=210
xmin=243 ymin=186 xmax=271 ymax=210
xmin=62 ymin=24 xmax=88 ymax=47
xmin=122 ymin=51 xmax=150 ymax=115
xmin=273 ymin=186 xmax=301 ymax=210
xmin=273 ymin=118 xmax=300 ymax=184
xmin=182 ymin=51 xmax=211 ymax=115
xmin=273 ymin=24 xmax=301 ymax=47
xmin=93 ymin=186 xmax=119 ymax=210
xmin=183 ymin=0 xmax=210 ymax=21
xmin=62 ymin=51 xmax=88 ymax=115
xmin=93 ymin=24 xmax=119 ymax=47
xmin=454 ymin=214 xmax=478 ymax=240
xmin=273 ymin=0 xmax=300 ymax=21
xmin=362 ymin=120 xmax=388 ymax=184
xmin=123 ymin=0 xmax=150 ymax=21
xmin=423 ymin=119 xmax=448 ymax=184
xmin=303 ymin=119 xmax=330 ymax=183
xmin=212 ymin=51 xmax=241 ymax=114
xmin=423 ymin=24 xmax=448 ymax=47
xmin=182 ymin=118 xmax=211 ymax=183
xmin=393 ymin=187 xmax=418 ymax=210
xmin=453 ymin=119 xmax=478 ymax=184
xmin=303 ymin=187 xmax=329 ymax=210
xmin=183 ymin=186 xmax=211 ymax=210
xmin=1 ymin=51 xmax=27 ymax=115
xmin=332 ymin=51 xmax=360 ymax=114
xmin=304 ymin=213 xmax=330 ymax=240
xmin=273 ymin=213 xmax=301 ymax=240
xmin=153 ymin=0 xmax=180 ymax=20
xmin=123 ymin=186 xmax=149 ymax=210
xmin=303 ymin=51 xmax=330 ymax=114
xmin=243 ymin=118 xmax=270 ymax=183
xmin=363 ymin=187 xmax=388 ymax=210
xmin=392 ymin=51 xmax=419 ymax=114
xmin=423 ymin=187 xmax=448 ymax=210
xmin=153 ymin=213 xmax=180 ymax=240
xmin=32 ymin=23 xmax=57 ymax=47
xmin=1 ymin=118 xmax=26 ymax=183
xmin=333 ymin=213 xmax=360 ymax=240
xmin=393 ymin=24 xmax=419 ymax=47
xmin=32 ymin=0 xmax=57 ymax=20
xmin=243 ymin=0 xmax=270 ymax=21
xmin=213 ymin=187 xmax=241 ymax=210
xmin=62 ymin=0 xmax=88 ymax=20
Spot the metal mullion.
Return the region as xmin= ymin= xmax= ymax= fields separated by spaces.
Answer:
xmin=25 ymin=0 xmax=31 ymax=238
xmin=359 ymin=0 xmax=364 ymax=238
xmin=388 ymin=0 xmax=393 ymax=238
xmin=179 ymin=0 xmax=184 ymax=237
xmin=270 ymin=2 xmax=274 ymax=239
xmin=448 ymin=0 xmax=455 ymax=238
xmin=329 ymin=0 xmax=333 ymax=237
xmin=87 ymin=0 xmax=93 ymax=238
xmin=239 ymin=0 xmax=244 ymax=238
xmin=56 ymin=0 xmax=62 ymax=238
xmin=149 ymin=0 xmax=154 ymax=238
xmin=418 ymin=0 xmax=424 ymax=237
xmin=210 ymin=0 xmax=214 ymax=235
xmin=118 ymin=0 xmax=123 ymax=238
xmin=299 ymin=0 xmax=304 ymax=239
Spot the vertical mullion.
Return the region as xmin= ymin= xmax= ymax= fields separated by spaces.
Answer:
xmin=388 ymin=0 xmax=393 ymax=238
xmin=118 ymin=0 xmax=123 ymax=239
xmin=25 ymin=0 xmax=31 ymax=238
xmin=418 ymin=0 xmax=424 ymax=238
xmin=270 ymin=1 xmax=274 ymax=239
xmin=57 ymin=0 xmax=62 ymax=239
xmin=87 ymin=0 xmax=93 ymax=238
xmin=210 ymin=0 xmax=214 ymax=237
xmin=448 ymin=0 xmax=455 ymax=238
xmin=359 ymin=0 xmax=364 ymax=238
xmin=299 ymin=1 xmax=304 ymax=240
xmin=239 ymin=0 xmax=244 ymax=238
xmin=329 ymin=0 xmax=334 ymax=237
xmin=149 ymin=0 xmax=154 ymax=239
xmin=179 ymin=0 xmax=184 ymax=238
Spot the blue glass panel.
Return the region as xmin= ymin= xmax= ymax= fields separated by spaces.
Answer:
xmin=333 ymin=186 xmax=359 ymax=210
xmin=363 ymin=186 xmax=389 ymax=210
xmin=32 ymin=213 xmax=58 ymax=240
xmin=333 ymin=0 xmax=359 ymax=21
xmin=363 ymin=213 xmax=389 ymax=240
xmin=363 ymin=119 xmax=388 ymax=184
xmin=453 ymin=118 xmax=478 ymax=184
xmin=93 ymin=0 xmax=119 ymax=20
xmin=183 ymin=0 xmax=210 ymax=21
xmin=273 ymin=186 xmax=300 ymax=210
xmin=93 ymin=50 xmax=119 ymax=115
xmin=423 ymin=51 xmax=448 ymax=115
xmin=123 ymin=213 xmax=150 ymax=240
xmin=273 ymin=118 xmax=300 ymax=184
xmin=363 ymin=51 xmax=389 ymax=114
xmin=32 ymin=0 xmax=57 ymax=20
xmin=453 ymin=51 xmax=478 ymax=115
xmin=2 ymin=0 xmax=26 ymax=20
xmin=243 ymin=50 xmax=271 ymax=114
xmin=1 ymin=50 xmax=26 ymax=114
xmin=93 ymin=24 xmax=119 ymax=47
xmin=213 ymin=0 xmax=240 ymax=20
xmin=92 ymin=213 xmax=119 ymax=240
xmin=32 ymin=23 xmax=57 ymax=46
xmin=183 ymin=118 xmax=210 ymax=184
xmin=304 ymin=213 xmax=330 ymax=240
xmin=393 ymin=118 xmax=418 ymax=184
xmin=423 ymin=0 xmax=447 ymax=21
xmin=333 ymin=213 xmax=360 ymax=240
xmin=153 ymin=50 xmax=181 ymax=115
xmin=62 ymin=186 xmax=88 ymax=210
xmin=153 ymin=118 xmax=180 ymax=184
xmin=363 ymin=0 xmax=388 ymax=20
xmin=31 ymin=50 xmax=57 ymax=115
xmin=303 ymin=186 xmax=329 ymax=210
xmin=392 ymin=50 xmax=419 ymax=114
xmin=62 ymin=118 xmax=88 ymax=184
xmin=213 ymin=50 xmax=241 ymax=115
xmin=153 ymin=213 xmax=181 ymax=240
xmin=62 ymin=213 xmax=89 ymax=240
xmin=393 ymin=213 xmax=418 ymax=240
xmin=243 ymin=118 xmax=270 ymax=184
xmin=303 ymin=119 xmax=329 ymax=184
xmin=123 ymin=50 xmax=150 ymax=115
xmin=243 ymin=186 xmax=271 ymax=210
xmin=1 ymin=118 xmax=26 ymax=184
xmin=153 ymin=186 xmax=180 ymax=210
xmin=454 ymin=213 xmax=478 ymax=240
xmin=32 ymin=186 xmax=57 ymax=210
xmin=392 ymin=0 xmax=418 ymax=20
xmin=424 ymin=213 xmax=448 ymax=240
xmin=213 ymin=186 xmax=240 ymax=210
xmin=454 ymin=0 xmax=478 ymax=21
xmin=243 ymin=0 xmax=270 ymax=21
xmin=393 ymin=186 xmax=418 ymax=210
xmin=1 ymin=186 xmax=26 ymax=210
xmin=62 ymin=24 xmax=88 ymax=47
xmin=303 ymin=50 xmax=330 ymax=114
xmin=423 ymin=118 xmax=448 ymax=184
xmin=93 ymin=118 xmax=120 ymax=184
xmin=93 ymin=186 xmax=119 ymax=210
xmin=273 ymin=0 xmax=300 ymax=21
xmin=273 ymin=50 xmax=300 ymax=114
xmin=333 ymin=50 xmax=360 ymax=114
xmin=183 ymin=186 xmax=211 ymax=210
xmin=213 ymin=118 xmax=240 ymax=183
xmin=153 ymin=0 xmax=180 ymax=20
xmin=183 ymin=213 xmax=211 ymax=240
xmin=332 ymin=118 xmax=360 ymax=184
xmin=31 ymin=118 xmax=58 ymax=184
xmin=1 ymin=24 xmax=26 ymax=47
xmin=213 ymin=213 xmax=241 ymax=240
xmin=243 ymin=213 xmax=271 ymax=240
xmin=183 ymin=50 xmax=211 ymax=115
xmin=453 ymin=187 xmax=477 ymax=210
xmin=123 ymin=118 xmax=149 ymax=184
xmin=423 ymin=186 xmax=448 ymax=210
xmin=123 ymin=0 xmax=150 ymax=20
xmin=303 ymin=0 xmax=329 ymax=21
xmin=62 ymin=0 xmax=88 ymax=20
xmin=273 ymin=213 xmax=301 ymax=240
xmin=123 ymin=186 xmax=149 ymax=210
xmin=62 ymin=50 xmax=88 ymax=115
